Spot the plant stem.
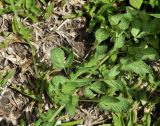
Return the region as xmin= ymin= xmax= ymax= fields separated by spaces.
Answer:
xmin=60 ymin=120 xmax=82 ymax=126
xmin=49 ymin=105 xmax=65 ymax=122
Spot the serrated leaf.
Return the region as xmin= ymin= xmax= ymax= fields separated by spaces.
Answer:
xmin=104 ymin=80 xmax=127 ymax=94
xmin=48 ymin=76 xmax=68 ymax=97
xmin=99 ymin=96 xmax=131 ymax=112
xmin=102 ymin=65 xmax=120 ymax=79
xmin=84 ymin=81 xmax=105 ymax=98
xmin=62 ymin=78 xmax=91 ymax=94
xmin=128 ymin=47 xmax=159 ymax=60
xmin=129 ymin=0 xmax=143 ymax=9
xmin=95 ymin=28 xmax=110 ymax=44
xmin=121 ymin=60 xmax=152 ymax=75
xmin=51 ymin=48 xmax=65 ymax=69
xmin=112 ymin=113 xmax=125 ymax=126
xmin=66 ymin=95 xmax=79 ymax=116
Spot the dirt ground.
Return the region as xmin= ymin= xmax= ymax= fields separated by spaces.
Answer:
xmin=0 ymin=0 xmax=108 ymax=125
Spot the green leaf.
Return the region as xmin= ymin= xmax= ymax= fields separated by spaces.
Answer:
xmin=96 ymin=45 xmax=108 ymax=55
xmin=62 ymin=78 xmax=91 ymax=94
xmin=45 ymin=3 xmax=54 ymax=19
xmin=25 ymin=0 xmax=33 ymax=9
xmin=126 ymin=7 xmax=138 ymax=16
xmin=131 ymin=19 xmax=141 ymax=37
xmin=112 ymin=113 xmax=125 ymax=126
xmin=96 ymin=3 xmax=112 ymax=15
xmin=104 ymin=80 xmax=127 ymax=94
xmin=30 ymin=6 xmax=41 ymax=16
xmin=150 ymin=0 xmax=158 ymax=8
xmin=147 ymin=37 xmax=159 ymax=49
xmin=99 ymin=96 xmax=132 ymax=112
xmin=66 ymin=95 xmax=79 ymax=116
xmin=108 ymin=14 xmax=123 ymax=26
xmin=102 ymin=65 xmax=120 ymax=79
xmin=19 ymin=26 xmax=32 ymax=40
xmin=121 ymin=60 xmax=152 ymax=75
xmin=48 ymin=76 xmax=68 ymax=96
xmin=84 ymin=81 xmax=105 ymax=99
xmin=113 ymin=33 xmax=125 ymax=50
xmin=51 ymin=48 xmax=65 ymax=69
xmin=118 ymin=18 xmax=130 ymax=30
xmin=149 ymin=14 xmax=160 ymax=18
xmin=0 ymin=69 xmax=15 ymax=87
xmin=129 ymin=0 xmax=143 ymax=9
xmin=95 ymin=28 xmax=110 ymax=44
xmin=65 ymin=51 xmax=74 ymax=68
xmin=12 ymin=16 xmax=19 ymax=33
xmin=89 ymin=18 xmax=97 ymax=32
xmin=128 ymin=47 xmax=159 ymax=60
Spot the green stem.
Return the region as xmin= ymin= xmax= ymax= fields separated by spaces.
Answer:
xmin=60 ymin=120 xmax=82 ymax=126
xmin=49 ymin=105 xmax=65 ymax=122
xmin=28 ymin=41 xmax=39 ymax=78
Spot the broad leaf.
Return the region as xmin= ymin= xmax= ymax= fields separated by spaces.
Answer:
xmin=121 ymin=60 xmax=152 ymax=75
xmin=128 ymin=47 xmax=159 ymax=60
xmin=104 ymin=80 xmax=127 ymax=94
xmin=66 ymin=95 xmax=79 ymax=116
xmin=149 ymin=14 xmax=160 ymax=18
xmin=129 ymin=0 xmax=143 ymax=9
xmin=113 ymin=33 xmax=125 ymax=50
xmin=131 ymin=19 xmax=141 ymax=37
xmin=102 ymin=65 xmax=120 ymax=79
xmin=84 ymin=81 xmax=105 ymax=99
xmin=108 ymin=14 xmax=123 ymax=26
xmin=150 ymin=0 xmax=158 ymax=8
xmin=99 ymin=96 xmax=132 ymax=112
xmin=51 ymin=48 xmax=65 ymax=69
xmin=48 ymin=76 xmax=68 ymax=97
xmin=95 ymin=28 xmax=110 ymax=44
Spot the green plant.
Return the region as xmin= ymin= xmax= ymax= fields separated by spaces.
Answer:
xmin=0 ymin=69 xmax=15 ymax=87
xmin=0 ymin=0 xmax=53 ymax=41
xmin=34 ymin=0 xmax=160 ymax=125
xmin=1 ymin=0 xmax=160 ymax=125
